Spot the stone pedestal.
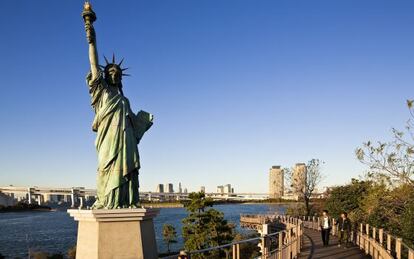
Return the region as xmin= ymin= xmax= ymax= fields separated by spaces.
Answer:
xmin=68 ymin=208 xmax=159 ymax=259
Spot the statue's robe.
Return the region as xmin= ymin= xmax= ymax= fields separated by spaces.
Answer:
xmin=87 ymin=71 xmax=152 ymax=209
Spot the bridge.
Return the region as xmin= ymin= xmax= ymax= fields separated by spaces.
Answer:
xmin=167 ymin=215 xmax=414 ymax=259
xmin=0 ymin=186 xmax=271 ymax=208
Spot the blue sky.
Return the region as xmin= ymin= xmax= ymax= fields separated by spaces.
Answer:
xmin=0 ymin=0 xmax=413 ymax=192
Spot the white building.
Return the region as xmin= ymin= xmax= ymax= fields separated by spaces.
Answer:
xmin=165 ymin=183 xmax=174 ymax=193
xmin=156 ymin=184 xmax=164 ymax=193
xmin=269 ymin=166 xmax=284 ymax=199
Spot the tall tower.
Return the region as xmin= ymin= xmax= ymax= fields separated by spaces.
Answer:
xmin=178 ymin=182 xmax=182 ymax=193
xmin=156 ymin=184 xmax=164 ymax=193
xmin=292 ymin=163 xmax=307 ymax=198
xmin=269 ymin=166 xmax=284 ymax=199
xmin=165 ymin=183 xmax=174 ymax=193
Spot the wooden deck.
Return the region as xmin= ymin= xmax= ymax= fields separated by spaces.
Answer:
xmin=299 ymin=228 xmax=371 ymax=259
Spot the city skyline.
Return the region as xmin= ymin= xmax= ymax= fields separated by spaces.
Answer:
xmin=1 ymin=1 xmax=414 ymax=192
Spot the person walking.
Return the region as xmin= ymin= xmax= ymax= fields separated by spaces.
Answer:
xmin=319 ymin=210 xmax=332 ymax=246
xmin=337 ymin=212 xmax=352 ymax=248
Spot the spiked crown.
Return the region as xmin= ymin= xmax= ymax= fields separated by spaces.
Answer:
xmin=99 ymin=54 xmax=130 ymax=78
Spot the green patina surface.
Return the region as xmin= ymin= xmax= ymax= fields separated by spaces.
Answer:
xmin=87 ymin=72 xmax=152 ymax=209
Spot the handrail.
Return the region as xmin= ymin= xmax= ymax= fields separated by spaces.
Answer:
xmin=300 ymin=216 xmax=414 ymax=259
xmin=161 ymin=215 xmax=414 ymax=259
xmin=171 ymin=215 xmax=303 ymax=259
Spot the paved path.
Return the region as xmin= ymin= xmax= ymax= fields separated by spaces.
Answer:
xmin=299 ymin=229 xmax=370 ymax=259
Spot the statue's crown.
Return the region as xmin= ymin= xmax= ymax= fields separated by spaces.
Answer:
xmin=100 ymin=54 xmax=129 ymax=76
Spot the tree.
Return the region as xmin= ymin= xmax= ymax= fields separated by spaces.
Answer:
xmin=356 ymin=100 xmax=414 ymax=186
xmin=162 ymin=224 xmax=177 ymax=254
xmin=323 ymin=178 xmax=414 ymax=247
xmin=324 ymin=179 xmax=372 ymax=220
xmin=182 ymin=192 xmax=235 ymax=258
xmin=286 ymin=159 xmax=324 ymax=216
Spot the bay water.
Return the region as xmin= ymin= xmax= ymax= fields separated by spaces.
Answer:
xmin=0 ymin=203 xmax=287 ymax=258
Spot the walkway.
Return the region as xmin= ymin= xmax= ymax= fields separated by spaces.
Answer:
xmin=299 ymin=229 xmax=370 ymax=259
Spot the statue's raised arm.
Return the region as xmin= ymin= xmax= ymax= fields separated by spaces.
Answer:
xmin=82 ymin=2 xmax=99 ymax=80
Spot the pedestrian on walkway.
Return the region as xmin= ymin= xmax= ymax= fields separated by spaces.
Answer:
xmin=336 ymin=212 xmax=352 ymax=248
xmin=319 ymin=210 xmax=332 ymax=246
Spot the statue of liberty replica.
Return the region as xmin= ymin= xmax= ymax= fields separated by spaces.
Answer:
xmin=82 ymin=2 xmax=153 ymax=209
xmin=68 ymin=4 xmax=158 ymax=258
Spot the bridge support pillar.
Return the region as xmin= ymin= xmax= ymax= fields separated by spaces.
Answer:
xmin=37 ymin=195 xmax=44 ymax=205
xmin=79 ymin=197 xmax=84 ymax=209
xmin=27 ymin=187 xmax=33 ymax=204
xmin=68 ymin=208 xmax=159 ymax=259
xmin=71 ymin=188 xmax=77 ymax=208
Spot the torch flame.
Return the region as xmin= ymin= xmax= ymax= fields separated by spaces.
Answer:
xmin=84 ymin=1 xmax=92 ymax=11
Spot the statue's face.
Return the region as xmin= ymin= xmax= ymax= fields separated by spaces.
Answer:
xmin=107 ymin=66 xmax=121 ymax=85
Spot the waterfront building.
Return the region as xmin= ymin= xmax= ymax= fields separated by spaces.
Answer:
xmin=217 ymin=185 xmax=224 ymax=194
xmin=165 ymin=183 xmax=174 ymax=193
xmin=156 ymin=184 xmax=164 ymax=193
xmin=178 ymin=182 xmax=182 ymax=193
xmin=200 ymin=186 xmax=206 ymax=193
xmin=0 ymin=192 xmax=16 ymax=206
xmin=269 ymin=166 xmax=284 ymax=199
xmin=184 ymin=188 xmax=188 ymax=194
xmin=292 ymin=163 xmax=307 ymax=198
xmin=224 ymin=184 xmax=232 ymax=194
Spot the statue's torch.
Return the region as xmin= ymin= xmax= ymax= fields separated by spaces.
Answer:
xmin=82 ymin=1 xmax=97 ymax=43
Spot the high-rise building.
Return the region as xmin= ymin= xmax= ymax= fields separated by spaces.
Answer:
xmin=165 ymin=183 xmax=174 ymax=193
xmin=292 ymin=163 xmax=307 ymax=197
xmin=156 ymin=184 xmax=164 ymax=193
xmin=200 ymin=186 xmax=206 ymax=193
xmin=224 ymin=184 xmax=232 ymax=194
xmin=269 ymin=166 xmax=284 ymax=199
xmin=178 ymin=182 xmax=182 ymax=193
xmin=217 ymin=185 xmax=224 ymax=194
xmin=183 ymin=188 xmax=188 ymax=194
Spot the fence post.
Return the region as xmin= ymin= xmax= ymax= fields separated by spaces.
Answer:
xmin=261 ymin=236 xmax=265 ymax=258
xmin=378 ymin=228 xmax=384 ymax=258
xmin=278 ymin=232 xmax=283 ymax=259
xmin=288 ymin=229 xmax=292 ymax=259
xmin=178 ymin=251 xmax=189 ymax=259
xmin=297 ymin=224 xmax=301 ymax=254
xmin=236 ymin=243 xmax=240 ymax=259
xmin=365 ymin=224 xmax=370 ymax=255
xmin=372 ymin=227 xmax=376 ymax=241
xmin=396 ymin=238 xmax=402 ymax=259
xmin=387 ymin=234 xmax=391 ymax=253
xmin=408 ymin=249 xmax=414 ymax=259
xmin=379 ymin=229 xmax=383 ymax=245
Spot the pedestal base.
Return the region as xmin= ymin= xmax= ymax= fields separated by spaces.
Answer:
xmin=68 ymin=208 xmax=159 ymax=259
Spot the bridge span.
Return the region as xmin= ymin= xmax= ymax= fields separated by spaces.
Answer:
xmin=0 ymin=186 xmax=269 ymax=208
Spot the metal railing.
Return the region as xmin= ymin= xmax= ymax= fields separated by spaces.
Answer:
xmin=301 ymin=216 xmax=414 ymax=259
xmin=165 ymin=216 xmax=303 ymax=259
